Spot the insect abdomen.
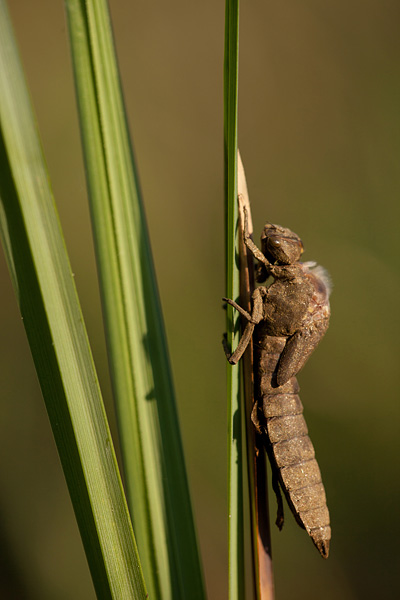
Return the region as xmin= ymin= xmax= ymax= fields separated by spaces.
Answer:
xmin=256 ymin=336 xmax=331 ymax=558
xmin=264 ymin=394 xmax=330 ymax=557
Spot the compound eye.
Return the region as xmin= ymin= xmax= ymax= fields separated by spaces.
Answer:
xmin=267 ymin=236 xmax=281 ymax=249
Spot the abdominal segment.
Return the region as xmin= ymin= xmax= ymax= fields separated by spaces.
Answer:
xmin=255 ymin=335 xmax=331 ymax=558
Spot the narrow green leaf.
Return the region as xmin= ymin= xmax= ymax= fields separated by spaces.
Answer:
xmin=0 ymin=2 xmax=147 ymax=599
xmin=224 ymin=2 xmax=243 ymax=600
xmin=64 ymin=2 xmax=205 ymax=599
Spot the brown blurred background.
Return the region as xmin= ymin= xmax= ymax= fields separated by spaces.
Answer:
xmin=1 ymin=1 xmax=399 ymax=598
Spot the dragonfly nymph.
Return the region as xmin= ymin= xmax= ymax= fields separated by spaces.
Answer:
xmin=224 ymin=211 xmax=331 ymax=558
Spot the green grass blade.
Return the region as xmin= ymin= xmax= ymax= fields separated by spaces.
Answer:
xmin=224 ymin=2 xmax=243 ymax=600
xmin=64 ymin=2 xmax=205 ymax=599
xmin=0 ymin=3 xmax=148 ymax=599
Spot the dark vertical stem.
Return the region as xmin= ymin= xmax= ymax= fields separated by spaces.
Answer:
xmin=237 ymin=177 xmax=275 ymax=599
xmin=254 ymin=436 xmax=274 ymax=599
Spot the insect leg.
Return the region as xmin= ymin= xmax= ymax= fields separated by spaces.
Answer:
xmin=223 ymin=322 xmax=254 ymax=364
xmin=222 ymin=298 xmax=252 ymax=321
xmin=271 ymin=470 xmax=284 ymax=530
xmin=259 ymin=427 xmax=285 ymax=529
xmin=223 ymin=287 xmax=266 ymax=365
xmin=242 ymin=207 xmax=271 ymax=269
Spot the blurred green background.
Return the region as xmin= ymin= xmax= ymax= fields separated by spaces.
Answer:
xmin=1 ymin=1 xmax=399 ymax=599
